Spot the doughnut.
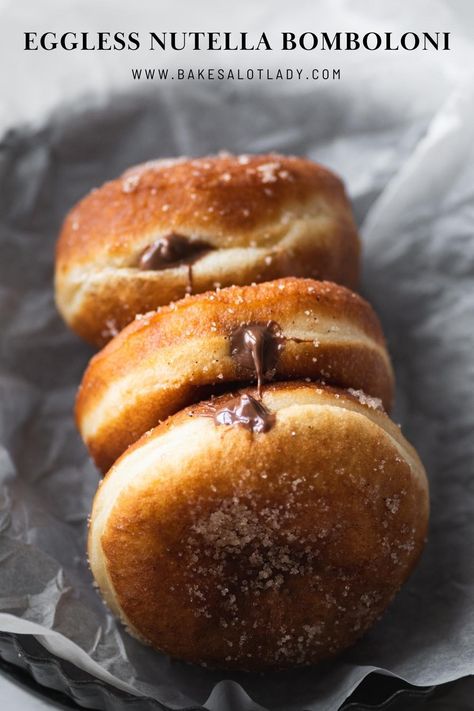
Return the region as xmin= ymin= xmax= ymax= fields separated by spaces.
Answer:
xmin=88 ymin=381 xmax=429 ymax=670
xmin=76 ymin=278 xmax=394 ymax=473
xmin=55 ymin=153 xmax=360 ymax=346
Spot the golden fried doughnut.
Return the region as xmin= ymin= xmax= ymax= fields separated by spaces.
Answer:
xmin=55 ymin=153 xmax=360 ymax=346
xmin=88 ymin=381 xmax=428 ymax=670
xmin=76 ymin=278 xmax=394 ymax=472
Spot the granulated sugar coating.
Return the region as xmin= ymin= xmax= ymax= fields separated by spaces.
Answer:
xmin=163 ymin=456 xmax=421 ymax=667
xmin=348 ymin=388 xmax=384 ymax=411
xmin=90 ymin=384 xmax=427 ymax=671
xmin=184 ymin=490 xmax=328 ymax=665
xmin=77 ymin=278 xmax=395 ymax=472
xmin=56 ymin=153 xmax=361 ymax=346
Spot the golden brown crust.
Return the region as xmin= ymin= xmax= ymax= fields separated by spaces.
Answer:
xmin=88 ymin=382 xmax=429 ymax=670
xmin=76 ymin=278 xmax=394 ymax=472
xmin=55 ymin=153 xmax=360 ymax=345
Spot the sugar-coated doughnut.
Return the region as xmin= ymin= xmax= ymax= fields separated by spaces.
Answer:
xmin=88 ymin=381 xmax=428 ymax=670
xmin=76 ymin=278 xmax=394 ymax=473
xmin=55 ymin=153 xmax=360 ymax=346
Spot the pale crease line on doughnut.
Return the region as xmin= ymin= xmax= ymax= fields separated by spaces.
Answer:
xmin=60 ymin=209 xmax=327 ymax=276
xmin=89 ymin=399 xmax=426 ymax=578
xmin=59 ymin=246 xmax=275 ymax=316
xmin=79 ymin=333 xmax=392 ymax=441
xmin=59 ymin=223 xmax=325 ymax=313
xmin=62 ymin=199 xmax=339 ymax=274
xmin=78 ymin=329 xmax=392 ymax=442
xmin=119 ymin=315 xmax=382 ymax=347
xmin=58 ymin=208 xmax=342 ymax=306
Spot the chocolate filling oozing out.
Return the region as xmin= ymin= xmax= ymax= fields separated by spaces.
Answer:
xmin=138 ymin=233 xmax=212 ymax=292
xmin=230 ymin=321 xmax=285 ymax=397
xmin=197 ymin=321 xmax=285 ymax=434
xmin=193 ymin=323 xmax=285 ymax=434
xmin=201 ymin=393 xmax=275 ymax=434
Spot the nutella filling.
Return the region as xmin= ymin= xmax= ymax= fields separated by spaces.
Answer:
xmin=230 ymin=321 xmax=285 ymax=397
xmin=138 ymin=233 xmax=212 ymax=292
xmin=207 ymin=393 xmax=275 ymax=434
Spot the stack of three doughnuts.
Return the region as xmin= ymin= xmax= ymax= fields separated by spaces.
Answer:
xmin=55 ymin=154 xmax=428 ymax=670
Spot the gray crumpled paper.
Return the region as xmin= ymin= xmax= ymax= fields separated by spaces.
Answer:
xmin=0 ymin=77 xmax=474 ymax=711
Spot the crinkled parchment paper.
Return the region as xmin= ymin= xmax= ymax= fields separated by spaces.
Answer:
xmin=1 ymin=70 xmax=474 ymax=710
